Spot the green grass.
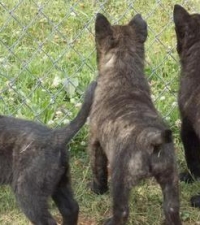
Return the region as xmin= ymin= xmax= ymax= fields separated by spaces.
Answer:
xmin=0 ymin=0 xmax=200 ymax=224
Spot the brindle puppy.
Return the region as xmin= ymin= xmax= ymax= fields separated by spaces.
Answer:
xmin=88 ymin=13 xmax=182 ymax=225
xmin=0 ymin=81 xmax=96 ymax=225
xmin=174 ymin=4 xmax=200 ymax=207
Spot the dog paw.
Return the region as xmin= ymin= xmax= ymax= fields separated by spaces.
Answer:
xmin=87 ymin=181 xmax=108 ymax=195
xmin=179 ymin=172 xmax=196 ymax=183
xmin=191 ymin=195 xmax=200 ymax=208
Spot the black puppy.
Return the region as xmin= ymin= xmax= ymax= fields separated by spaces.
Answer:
xmin=173 ymin=4 xmax=200 ymax=207
xmin=174 ymin=5 xmax=200 ymax=207
xmin=0 ymin=81 xmax=96 ymax=225
xmin=88 ymin=13 xmax=182 ymax=225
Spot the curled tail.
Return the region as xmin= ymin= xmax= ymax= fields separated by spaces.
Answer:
xmin=54 ymin=80 xmax=97 ymax=144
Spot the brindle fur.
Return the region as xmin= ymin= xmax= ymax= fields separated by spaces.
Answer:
xmin=88 ymin=13 xmax=182 ymax=225
xmin=174 ymin=4 xmax=200 ymax=207
xmin=0 ymin=81 xmax=96 ymax=225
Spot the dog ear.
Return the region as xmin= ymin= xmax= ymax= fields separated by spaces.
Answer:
xmin=173 ymin=4 xmax=190 ymax=27
xmin=95 ymin=13 xmax=112 ymax=40
xmin=129 ymin=14 xmax=147 ymax=42
xmin=173 ymin=5 xmax=191 ymax=54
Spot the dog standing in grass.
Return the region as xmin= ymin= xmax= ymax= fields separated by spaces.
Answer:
xmin=88 ymin=13 xmax=182 ymax=225
xmin=0 ymin=81 xmax=96 ymax=225
xmin=174 ymin=4 xmax=200 ymax=208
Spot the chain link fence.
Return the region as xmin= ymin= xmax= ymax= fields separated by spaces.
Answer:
xmin=0 ymin=0 xmax=199 ymax=128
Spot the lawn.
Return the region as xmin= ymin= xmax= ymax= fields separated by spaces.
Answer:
xmin=0 ymin=0 xmax=200 ymax=224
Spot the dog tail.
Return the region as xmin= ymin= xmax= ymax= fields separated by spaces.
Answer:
xmin=54 ymin=80 xmax=97 ymax=144
xmin=149 ymin=128 xmax=172 ymax=146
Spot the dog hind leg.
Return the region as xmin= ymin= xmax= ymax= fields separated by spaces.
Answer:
xmin=155 ymin=171 xmax=182 ymax=225
xmin=104 ymin=156 xmax=131 ymax=225
xmin=52 ymin=172 xmax=79 ymax=225
xmin=180 ymin=118 xmax=200 ymax=183
xmin=89 ymin=140 xmax=108 ymax=194
xmin=15 ymin=189 xmax=56 ymax=225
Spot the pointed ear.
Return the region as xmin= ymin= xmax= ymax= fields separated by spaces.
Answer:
xmin=95 ymin=13 xmax=112 ymax=40
xmin=173 ymin=4 xmax=190 ymax=26
xmin=129 ymin=14 xmax=147 ymax=42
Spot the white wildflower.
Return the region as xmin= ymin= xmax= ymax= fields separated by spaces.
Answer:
xmin=47 ymin=120 xmax=54 ymax=125
xmin=166 ymin=116 xmax=170 ymax=121
xmin=70 ymin=12 xmax=76 ymax=17
xmin=55 ymin=111 xmax=63 ymax=117
xmin=63 ymin=119 xmax=70 ymax=124
xmin=75 ymin=102 xmax=82 ymax=108
xmin=160 ymin=96 xmax=166 ymax=101
xmin=172 ymin=101 xmax=177 ymax=107
xmin=70 ymin=98 xmax=76 ymax=104
xmin=80 ymin=141 xmax=86 ymax=146
xmin=175 ymin=119 xmax=181 ymax=128
xmin=52 ymin=76 xmax=61 ymax=88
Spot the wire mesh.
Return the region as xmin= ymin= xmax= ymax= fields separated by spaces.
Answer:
xmin=0 ymin=0 xmax=199 ymax=128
